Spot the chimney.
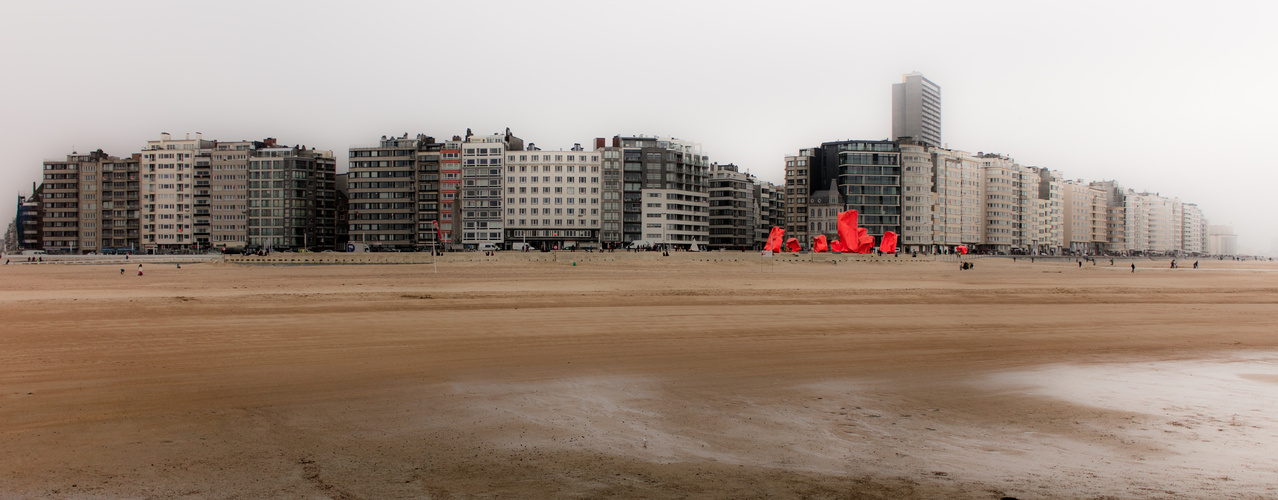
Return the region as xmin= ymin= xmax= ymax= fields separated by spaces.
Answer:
xmin=595 ymin=138 xmax=605 ymax=150
xmin=612 ymin=136 xmax=620 ymax=147
xmin=161 ymin=132 xmax=171 ymax=141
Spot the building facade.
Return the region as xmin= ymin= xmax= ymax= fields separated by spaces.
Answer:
xmin=892 ymin=72 xmax=942 ymax=147
xmin=707 ymin=163 xmax=755 ymax=250
xmin=139 ymin=133 xmax=215 ymax=252
xmin=247 ymin=146 xmax=337 ymax=250
xmin=347 ymin=134 xmax=423 ymax=249
xmin=754 ymin=180 xmax=784 ymax=248
xmin=783 ymin=149 xmax=815 ymax=243
xmin=460 ymin=130 xmax=523 ymax=248
xmin=504 ymin=145 xmax=602 ymax=249
xmin=613 ymin=136 xmax=709 ymax=249
xmin=1207 ymin=225 xmax=1237 ymax=255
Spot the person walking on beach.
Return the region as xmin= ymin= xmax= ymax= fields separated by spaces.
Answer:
xmin=1078 ymin=261 xmax=1082 ymax=268
xmin=1131 ymin=263 xmax=1136 ymax=273
xmin=120 ymin=268 xmax=125 ymax=275
xmin=1193 ymin=260 xmax=1199 ymax=269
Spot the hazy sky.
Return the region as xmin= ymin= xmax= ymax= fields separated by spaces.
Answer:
xmin=3 ymin=1 xmax=1275 ymax=254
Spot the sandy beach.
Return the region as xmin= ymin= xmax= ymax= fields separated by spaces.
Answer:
xmin=1 ymin=255 xmax=1276 ymax=499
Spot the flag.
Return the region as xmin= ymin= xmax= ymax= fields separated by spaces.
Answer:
xmin=879 ymin=231 xmax=898 ymax=254
xmin=785 ymin=237 xmax=801 ymax=252
xmin=813 ymin=235 xmax=828 ymax=253
xmin=431 ymin=220 xmax=443 ymax=242
xmin=766 ymin=226 xmax=785 ymax=253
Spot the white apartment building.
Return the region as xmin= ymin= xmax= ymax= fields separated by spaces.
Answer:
xmin=978 ymin=154 xmax=1018 ymax=253
xmin=640 ymin=189 xmax=708 ymax=248
xmin=1062 ymin=180 xmax=1108 ymax=254
xmin=140 ymin=132 xmax=215 ymax=252
xmin=1015 ymin=167 xmax=1043 ymax=251
xmin=1036 ymin=168 xmax=1064 ymax=253
xmin=461 ymin=132 xmax=520 ymax=248
xmin=1179 ymin=202 xmax=1206 ymax=254
xmin=931 ymin=148 xmax=982 ymax=251
xmin=1207 ymin=225 xmax=1237 ymax=255
xmin=1123 ymin=191 xmax=1179 ymax=254
xmin=504 ymin=146 xmax=602 ymax=249
xmin=899 ymin=142 xmax=934 ymax=252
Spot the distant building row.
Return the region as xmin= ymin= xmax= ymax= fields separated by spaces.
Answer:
xmin=1 ymin=74 xmax=1224 ymax=256
xmin=6 ymin=131 xmax=788 ymax=254
xmin=7 ymin=134 xmax=338 ymax=254
xmin=783 ymin=139 xmax=1212 ymax=255
xmin=780 ymin=72 xmax=1216 ymax=256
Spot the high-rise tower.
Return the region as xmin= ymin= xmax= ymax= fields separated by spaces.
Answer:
xmin=892 ymin=72 xmax=942 ymax=147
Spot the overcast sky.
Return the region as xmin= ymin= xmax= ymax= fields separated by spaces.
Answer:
xmin=3 ymin=0 xmax=1275 ymax=255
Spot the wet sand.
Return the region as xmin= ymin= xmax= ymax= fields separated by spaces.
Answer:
xmin=1 ymin=256 xmax=1276 ymax=499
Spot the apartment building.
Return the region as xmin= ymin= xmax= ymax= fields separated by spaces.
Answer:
xmin=707 ymin=163 xmax=755 ymax=250
xmin=347 ymin=134 xmax=423 ymax=249
xmin=208 ymin=140 xmax=268 ymax=248
xmin=826 ymin=140 xmax=903 ymax=239
xmin=438 ymin=138 xmax=462 ymax=246
xmin=596 ymin=140 xmax=624 ymax=246
xmin=1035 ymin=168 xmax=1064 ymax=253
xmin=612 ymin=136 xmax=709 ymax=249
xmin=39 ymin=156 xmax=81 ymax=253
xmin=1179 ymin=202 xmax=1207 ymax=254
xmin=892 ymin=72 xmax=942 ymax=147
xmin=247 ymin=146 xmax=337 ymax=250
xmin=460 ymin=130 xmax=522 ymax=248
xmin=899 ymin=141 xmax=934 ymax=252
xmin=95 ymin=153 xmax=142 ymax=252
xmin=17 ymin=186 xmax=43 ymax=251
xmin=1015 ymin=167 xmax=1043 ymax=252
xmin=415 ymin=141 xmax=444 ymax=248
xmin=138 ymin=133 xmax=215 ymax=252
xmin=931 ymin=148 xmax=982 ymax=251
xmin=504 ymin=145 xmax=602 ymax=249
xmin=1062 ymin=180 xmax=1108 ymax=254
xmin=1090 ymin=180 xmax=1127 ymax=253
xmin=1123 ymin=191 xmax=1178 ymax=254
xmin=1208 ymin=225 xmax=1237 ymax=255
xmin=783 ymin=149 xmax=815 ymax=243
xmin=754 ymin=180 xmax=784 ymax=249
xmin=978 ymin=154 xmax=1019 ymax=253
xmin=37 ymin=150 xmax=143 ymax=254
